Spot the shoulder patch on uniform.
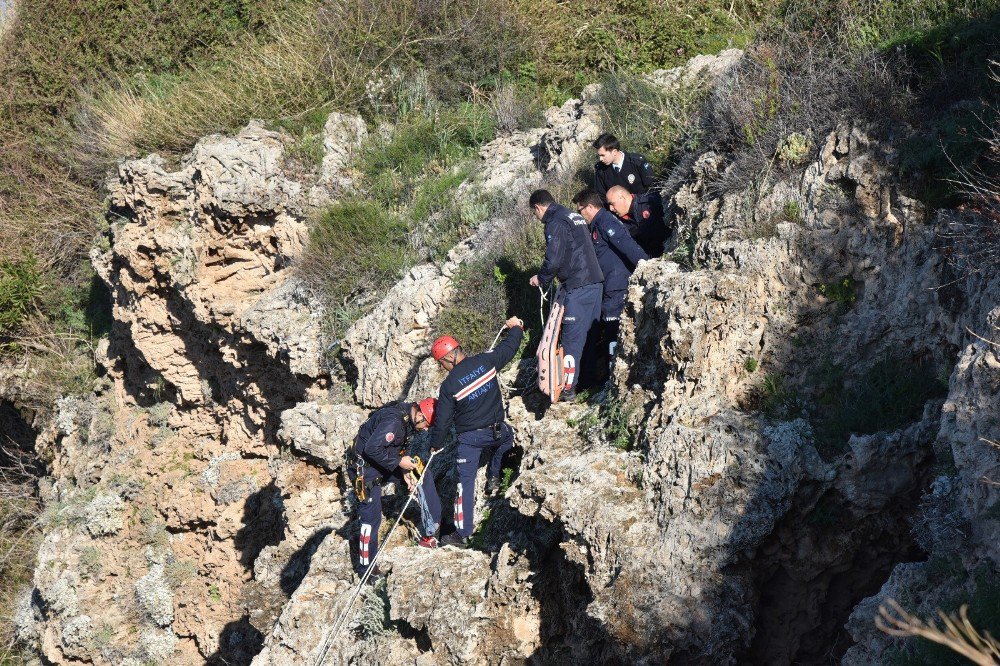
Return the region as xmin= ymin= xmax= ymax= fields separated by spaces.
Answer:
xmin=385 ymin=432 xmax=395 ymax=443
xmin=627 ymin=173 xmax=636 ymax=184
xmin=608 ymin=227 xmax=615 ymax=236
xmin=593 ymin=230 xmax=598 ymax=241
xmin=642 ymin=210 xmax=650 ymax=219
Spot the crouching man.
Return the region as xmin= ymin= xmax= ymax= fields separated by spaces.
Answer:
xmin=347 ymin=398 xmax=441 ymax=581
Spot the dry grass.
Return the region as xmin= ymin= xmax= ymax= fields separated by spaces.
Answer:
xmin=80 ymin=13 xmax=335 ymax=161
xmin=0 ymin=448 xmax=41 ymax=665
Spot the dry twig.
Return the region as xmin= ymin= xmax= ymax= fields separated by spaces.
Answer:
xmin=878 ymin=599 xmax=1000 ymax=665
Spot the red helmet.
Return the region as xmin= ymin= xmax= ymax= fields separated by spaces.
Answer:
xmin=431 ymin=335 xmax=460 ymax=361
xmin=418 ymin=397 xmax=437 ymax=426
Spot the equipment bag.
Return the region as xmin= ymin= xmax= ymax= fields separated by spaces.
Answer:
xmin=537 ymin=289 xmax=566 ymax=402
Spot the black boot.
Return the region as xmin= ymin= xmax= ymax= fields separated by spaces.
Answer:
xmin=486 ymin=477 xmax=502 ymax=496
xmin=440 ymin=532 xmax=469 ymax=548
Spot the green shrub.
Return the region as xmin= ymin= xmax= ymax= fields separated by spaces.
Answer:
xmin=163 ymin=560 xmax=198 ymax=589
xmin=0 ymin=256 xmax=43 ymax=335
xmin=359 ymin=105 xmax=493 ymax=218
xmin=575 ymin=395 xmax=639 ymax=451
xmin=79 ymin=545 xmax=103 ymax=579
xmin=780 ymin=200 xmax=803 ymax=224
xmin=434 ymin=260 xmax=509 ymax=355
xmin=433 ymin=220 xmax=546 ymax=355
xmin=814 ymin=357 xmax=948 ymax=452
xmin=356 ymin=578 xmax=393 ymax=638
xmin=299 ymin=200 xmax=413 ymax=310
xmin=0 ymin=0 xmax=294 ymax=132
xmin=520 ymin=0 xmax=775 ymax=92
xmin=888 ymin=563 xmax=1000 ymax=665
xmin=597 ymin=71 xmax=709 ymax=170
xmin=818 ymin=278 xmax=859 ymax=308
xmin=744 ymin=357 xmax=759 ymax=373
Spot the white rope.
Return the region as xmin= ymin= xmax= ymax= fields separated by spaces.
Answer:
xmin=538 ymin=285 xmax=549 ymax=329
xmin=488 ymin=327 xmax=505 ymax=351
xmin=313 ymin=450 xmax=440 ymax=666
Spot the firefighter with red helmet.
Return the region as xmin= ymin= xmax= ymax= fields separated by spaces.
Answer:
xmin=348 ymin=398 xmax=441 ymax=581
xmin=429 ymin=316 xmax=524 ymax=548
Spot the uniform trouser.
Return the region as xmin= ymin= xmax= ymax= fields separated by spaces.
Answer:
xmin=454 ymin=422 xmax=514 ymax=537
xmin=602 ymin=287 xmax=627 ymax=362
xmin=560 ymin=282 xmax=603 ymax=391
xmin=357 ymin=467 xmax=441 ymax=571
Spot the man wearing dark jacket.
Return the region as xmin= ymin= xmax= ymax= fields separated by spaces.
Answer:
xmin=348 ymin=399 xmax=441 ymax=580
xmin=528 ymin=189 xmax=604 ymax=399
xmin=607 ymin=185 xmax=667 ymax=258
xmin=573 ymin=189 xmax=648 ymax=363
xmin=429 ymin=316 xmax=524 ymax=548
xmin=593 ymin=133 xmax=654 ymax=203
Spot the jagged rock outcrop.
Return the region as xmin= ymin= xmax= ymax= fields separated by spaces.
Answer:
xmin=18 ymin=45 xmax=1000 ymax=666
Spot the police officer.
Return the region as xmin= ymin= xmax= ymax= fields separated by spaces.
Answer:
xmin=606 ymin=185 xmax=667 ymax=258
xmin=348 ymin=399 xmax=441 ymax=580
xmin=593 ymin=133 xmax=654 ymax=203
xmin=528 ymin=189 xmax=604 ymax=400
xmin=429 ymin=316 xmax=524 ymax=548
xmin=572 ymin=189 xmax=648 ymax=365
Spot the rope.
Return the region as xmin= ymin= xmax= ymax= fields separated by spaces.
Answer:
xmin=488 ymin=327 xmax=505 ymax=352
xmin=313 ymin=450 xmax=440 ymax=666
xmin=538 ymin=285 xmax=550 ymax=329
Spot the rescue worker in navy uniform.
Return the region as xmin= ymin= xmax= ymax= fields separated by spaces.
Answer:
xmin=429 ymin=316 xmax=524 ymax=548
xmin=348 ymin=398 xmax=441 ymax=580
xmin=528 ymin=189 xmax=604 ymax=399
xmin=606 ymin=184 xmax=667 ymax=258
xmin=593 ymin=133 xmax=654 ymax=203
xmin=572 ymin=189 xmax=648 ymax=366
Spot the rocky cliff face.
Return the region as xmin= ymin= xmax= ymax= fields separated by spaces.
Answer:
xmin=14 ymin=48 xmax=1000 ymax=665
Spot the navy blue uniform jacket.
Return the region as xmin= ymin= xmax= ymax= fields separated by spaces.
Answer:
xmin=594 ymin=152 xmax=654 ymax=202
xmin=538 ymin=204 xmax=604 ymax=291
xmin=430 ymin=326 xmax=524 ymax=450
xmin=591 ymin=208 xmax=648 ymax=292
xmin=621 ymin=191 xmax=667 ymax=258
xmin=352 ymin=402 xmax=415 ymax=476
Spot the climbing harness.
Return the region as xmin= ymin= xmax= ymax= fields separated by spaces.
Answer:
xmin=313 ymin=449 xmax=440 ymax=666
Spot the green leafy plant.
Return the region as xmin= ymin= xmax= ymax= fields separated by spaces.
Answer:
xmin=0 ymin=256 xmax=43 ymax=335
xmin=818 ymin=278 xmax=858 ymax=308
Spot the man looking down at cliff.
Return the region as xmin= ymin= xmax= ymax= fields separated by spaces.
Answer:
xmin=606 ymin=184 xmax=668 ymax=258
xmin=429 ymin=317 xmax=524 ymax=548
xmin=573 ymin=189 xmax=648 ymax=368
xmin=348 ymin=399 xmax=441 ymax=581
xmin=528 ymin=189 xmax=604 ymax=400
xmin=593 ymin=133 xmax=654 ymax=203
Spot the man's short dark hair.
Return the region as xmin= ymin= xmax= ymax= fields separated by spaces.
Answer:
xmin=528 ymin=189 xmax=555 ymax=209
xmin=592 ymin=133 xmax=621 ymax=151
xmin=572 ymin=189 xmax=603 ymax=209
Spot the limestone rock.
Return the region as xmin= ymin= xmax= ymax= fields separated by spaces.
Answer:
xmin=340 ymin=264 xmax=451 ymax=407
xmin=646 ymin=48 xmax=744 ymax=89
xmin=320 ymin=111 xmax=368 ymax=186
xmin=238 ymin=277 xmax=326 ymax=379
xmin=277 ymin=401 xmax=367 ymax=470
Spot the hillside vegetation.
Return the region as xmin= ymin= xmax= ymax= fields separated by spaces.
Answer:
xmin=0 ymin=0 xmax=778 ymax=410
xmin=0 ymin=0 xmax=998 ymax=661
